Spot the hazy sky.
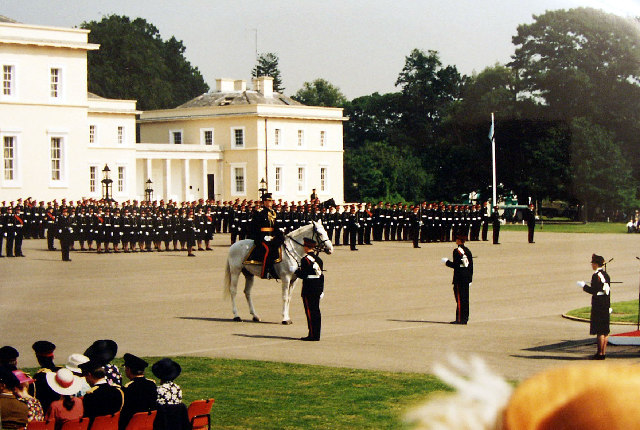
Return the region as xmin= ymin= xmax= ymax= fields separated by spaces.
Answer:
xmin=4 ymin=0 xmax=640 ymax=99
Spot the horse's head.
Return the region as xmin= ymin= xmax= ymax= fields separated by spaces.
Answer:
xmin=311 ymin=220 xmax=333 ymax=255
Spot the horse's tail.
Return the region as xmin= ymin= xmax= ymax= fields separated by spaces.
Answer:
xmin=222 ymin=256 xmax=231 ymax=300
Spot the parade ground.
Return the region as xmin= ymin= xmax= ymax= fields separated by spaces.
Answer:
xmin=3 ymin=230 xmax=640 ymax=381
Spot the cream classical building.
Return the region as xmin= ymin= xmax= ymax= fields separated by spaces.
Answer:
xmin=138 ymin=77 xmax=346 ymax=203
xmin=1 ymin=17 xmax=346 ymax=204
xmin=0 ymin=18 xmax=139 ymax=203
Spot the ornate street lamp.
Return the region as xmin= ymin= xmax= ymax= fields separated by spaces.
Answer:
xmin=101 ymin=164 xmax=113 ymax=201
xmin=145 ymin=178 xmax=154 ymax=202
xmin=258 ymin=177 xmax=267 ymax=199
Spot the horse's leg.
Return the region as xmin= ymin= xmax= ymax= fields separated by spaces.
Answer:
xmin=281 ymin=276 xmax=294 ymax=325
xmin=244 ymin=274 xmax=260 ymax=322
xmin=230 ymin=270 xmax=242 ymax=322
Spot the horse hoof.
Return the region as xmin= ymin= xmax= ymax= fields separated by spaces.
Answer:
xmin=252 ymin=316 xmax=261 ymax=322
xmin=233 ymin=317 xmax=242 ymax=322
xmin=281 ymin=320 xmax=292 ymax=325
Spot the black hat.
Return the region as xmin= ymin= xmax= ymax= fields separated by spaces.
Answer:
xmin=123 ymin=353 xmax=148 ymax=372
xmin=78 ymin=359 xmax=103 ymax=375
xmin=152 ymin=358 xmax=181 ymax=381
xmin=84 ymin=340 xmax=118 ymax=366
xmin=455 ymin=234 xmax=468 ymax=242
xmin=303 ymin=237 xmax=317 ymax=247
xmin=591 ymin=254 xmax=605 ymax=266
xmin=262 ymin=193 xmax=273 ymax=202
xmin=32 ymin=340 xmax=56 ymax=357
xmin=0 ymin=346 xmax=19 ymax=362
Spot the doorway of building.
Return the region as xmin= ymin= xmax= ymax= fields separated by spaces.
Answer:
xmin=207 ymin=174 xmax=215 ymax=200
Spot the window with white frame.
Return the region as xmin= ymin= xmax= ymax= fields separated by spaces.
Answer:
xmin=3 ymin=136 xmax=16 ymax=181
xmin=50 ymin=137 xmax=63 ymax=181
xmin=231 ymin=165 xmax=246 ymax=195
xmin=89 ymin=125 xmax=96 ymax=144
xmin=320 ymin=167 xmax=328 ymax=192
xmin=89 ymin=165 xmax=97 ymax=193
xmin=202 ymin=129 xmax=214 ymax=145
xmin=274 ymin=129 xmax=281 ymax=146
xmin=297 ymin=166 xmax=306 ymax=193
xmin=274 ymin=166 xmax=282 ymax=193
xmin=320 ymin=130 xmax=326 ymax=147
xmin=117 ymin=126 xmax=124 ymax=144
xmin=50 ymin=68 xmax=61 ymax=98
xmin=171 ymin=130 xmax=182 ymax=144
xmin=297 ymin=130 xmax=304 ymax=147
xmin=231 ymin=127 xmax=245 ymax=148
xmin=117 ymin=166 xmax=126 ymax=193
xmin=3 ymin=65 xmax=14 ymax=96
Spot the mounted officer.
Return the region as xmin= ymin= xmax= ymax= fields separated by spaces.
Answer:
xmin=248 ymin=193 xmax=283 ymax=279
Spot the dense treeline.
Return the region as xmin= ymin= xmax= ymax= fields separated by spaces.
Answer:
xmin=81 ymin=9 xmax=640 ymax=220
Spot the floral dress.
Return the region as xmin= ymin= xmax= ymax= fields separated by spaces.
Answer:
xmin=104 ymin=363 xmax=122 ymax=386
xmin=157 ymin=381 xmax=183 ymax=405
xmin=18 ymin=396 xmax=45 ymax=422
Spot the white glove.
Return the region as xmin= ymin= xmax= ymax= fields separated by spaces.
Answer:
xmin=264 ymin=235 xmax=273 ymax=242
xmin=441 ymin=257 xmax=449 ymax=264
xmin=320 ymin=292 xmax=324 ymax=300
xmin=603 ymin=284 xmax=610 ymax=295
xmin=577 ymin=281 xmax=586 ymax=287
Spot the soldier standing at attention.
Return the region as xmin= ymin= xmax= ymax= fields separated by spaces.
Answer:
xmin=442 ymin=234 xmax=474 ymax=325
xmin=578 ymin=254 xmax=611 ymax=360
xmin=524 ymin=203 xmax=536 ymax=243
xmin=492 ymin=205 xmax=501 ymax=245
xmin=296 ymin=237 xmax=324 ymax=341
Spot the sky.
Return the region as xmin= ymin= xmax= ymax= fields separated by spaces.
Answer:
xmin=4 ymin=0 xmax=640 ymax=99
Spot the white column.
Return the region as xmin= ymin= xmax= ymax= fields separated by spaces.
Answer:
xmin=184 ymin=158 xmax=190 ymax=201
xmin=202 ymin=159 xmax=208 ymax=200
xmin=164 ymin=159 xmax=171 ymax=201
xmin=146 ymin=158 xmax=152 ymax=182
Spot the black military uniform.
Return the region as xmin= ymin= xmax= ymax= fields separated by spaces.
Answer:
xmin=80 ymin=361 xmax=125 ymax=421
xmin=581 ymin=254 xmax=611 ymax=359
xmin=249 ymin=194 xmax=281 ymax=278
xmin=444 ymin=235 xmax=474 ymax=324
xmin=56 ymin=208 xmax=73 ymax=261
xmin=296 ymin=238 xmax=324 ymax=341
xmin=524 ymin=204 xmax=536 ymax=243
xmin=119 ymin=353 xmax=157 ymax=430
xmin=32 ymin=340 xmax=62 ymax=413
xmin=409 ymin=207 xmax=421 ymax=248
xmin=481 ymin=202 xmax=490 ymax=241
xmin=491 ymin=206 xmax=501 ymax=244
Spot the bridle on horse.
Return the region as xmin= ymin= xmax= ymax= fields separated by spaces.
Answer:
xmin=284 ymin=222 xmax=330 ymax=263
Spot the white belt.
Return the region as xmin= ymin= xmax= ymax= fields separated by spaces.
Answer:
xmin=596 ymin=292 xmax=606 ymax=296
xmin=307 ymin=275 xmax=321 ymax=279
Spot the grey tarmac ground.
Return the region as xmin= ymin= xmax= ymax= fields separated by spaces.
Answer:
xmin=2 ymin=230 xmax=640 ymax=381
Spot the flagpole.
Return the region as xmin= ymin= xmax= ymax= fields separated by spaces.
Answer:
xmin=491 ymin=112 xmax=497 ymax=211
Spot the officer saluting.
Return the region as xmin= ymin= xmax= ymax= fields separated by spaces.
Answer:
xmin=296 ymin=237 xmax=324 ymax=341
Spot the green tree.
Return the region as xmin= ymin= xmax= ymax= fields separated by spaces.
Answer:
xmin=342 ymin=92 xmax=402 ymax=149
xmin=81 ymin=15 xmax=209 ymax=110
xmin=292 ymin=78 xmax=347 ymax=107
xmin=569 ymin=118 xmax=636 ymax=220
xmin=252 ymin=52 xmax=284 ymax=93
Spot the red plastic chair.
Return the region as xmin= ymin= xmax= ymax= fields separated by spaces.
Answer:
xmin=187 ymin=399 xmax=215 ymax=430
xmin=89 ymin=412 xmax=120 ymax=430
xmin=124 ymin=410 xmax=157 ymax=430
xmin=60 ymin=417 xmax=90 ymax=430
xmin=27 ymin=420 xmax=54 ymax=430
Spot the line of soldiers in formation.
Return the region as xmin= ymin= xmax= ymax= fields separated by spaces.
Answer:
xmin=0 ymin=197 xmax=497 ymax=258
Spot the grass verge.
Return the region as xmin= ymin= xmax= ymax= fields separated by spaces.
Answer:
xmin=499 ymin=222 xmax=626 ymax=234
xmin=27 ymin=357 xmax=450 ymax=430
xmin=566 ymin=299 xmax=639 ymax=324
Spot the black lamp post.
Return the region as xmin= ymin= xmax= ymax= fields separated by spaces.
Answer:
xmin=258 ymin=177 xmax=267 ymax=199
xmin=145 ymin=178 xmax=154 ymax=202
xmin=101 ymin=164 xmax=113 ymax=201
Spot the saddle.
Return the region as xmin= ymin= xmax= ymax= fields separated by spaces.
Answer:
xmin=244 ymin=241 xmax=283 ymax=266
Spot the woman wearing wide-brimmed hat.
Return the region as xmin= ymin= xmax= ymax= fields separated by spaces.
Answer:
xmin=45 ymin=368 xmax=84 ymax=430
xmin=152 ymin=358 xmax=190 ymax=430
xmin=84 ymin=339 xmax=121 ymax=386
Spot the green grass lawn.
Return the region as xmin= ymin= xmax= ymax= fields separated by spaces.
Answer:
xmin=499 ymin=222 xmax=626 ymax=234
xmin=566 ymin=299 xmax=640 ymax=324
xmin=26 ymin=357 xmax=450 ymax=430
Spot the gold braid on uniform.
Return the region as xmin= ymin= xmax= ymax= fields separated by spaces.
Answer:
xmin=267 ymin=208 xmax=276 ymax=225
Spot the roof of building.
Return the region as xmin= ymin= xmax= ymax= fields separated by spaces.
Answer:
xmin=0 ymin=15 xmax=19 ymax=23
xmin=178 ymin=90 xmax=304 ymax=108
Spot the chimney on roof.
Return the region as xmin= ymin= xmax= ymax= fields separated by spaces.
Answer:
xmin=253 ymin=76 xmax=274 ymax=98
xmin=234 ymin=80 xmax=246 ymax=91
xmin=216 ymin=78 xmax=235 ymax=92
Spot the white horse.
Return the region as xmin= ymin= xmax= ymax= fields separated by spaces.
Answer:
xmin=223 ymin=220 xmax=333 ymax=324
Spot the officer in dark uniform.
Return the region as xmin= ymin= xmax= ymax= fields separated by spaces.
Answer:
xmin=249 ymin=193 xmax=281 ymax=279
xmin=119 ymin=353 xmax=157 ymax=430
xmin=80 ymin=360 xmax=124 ymax=422
xmin=579 ymin=254 xmax=611 ymax=359
xmin=409 ymin=205 xmax=422 ymax=248
xmin=492 ymin=205 xmax=501 ymax=245
xmin=443 ymin=234 xmax=474 ymax=325
xmin=13 ymin=206 xmax=26 ymax=256
xmin=56 ymin=207 xmax=73 ymax=261
xmin=346 ymin=205 xmax=359 ymax=251
xmin=296 ymin=237 xmax=324 ymax=341
xmin=32 ymin=340 xmax=62 ymax=413
xmin=524 ymin=203 xmax=536 ymax=243
xmin=481 ymin=201 xmax=490 ymax=241
xmin=0 ymin=205 xmax=5 ymax=257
